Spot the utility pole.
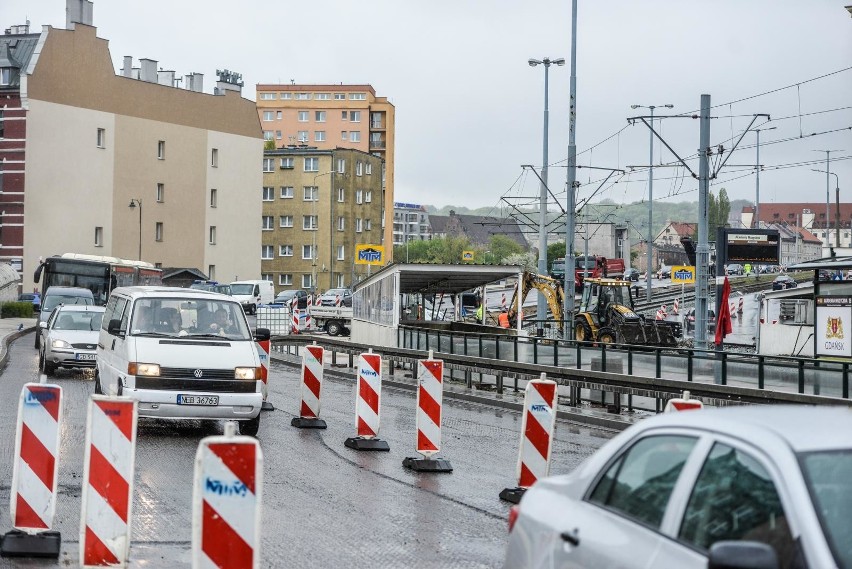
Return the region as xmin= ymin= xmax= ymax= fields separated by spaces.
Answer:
xmin=814 ymin=150 xmax=841 ymax=252
xmin=563 ymin=0 xmax=578 ymax=335
xmin=695 ymin=94 xmax=711 ymax=350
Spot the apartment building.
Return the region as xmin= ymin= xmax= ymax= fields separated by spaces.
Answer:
xmin=1 ymin=1 xmax=263 ymax=283
xmin=256 ymin=84 xmax=395 ymax=260
xmin=392 ymin=202 xmax=432 ymax=245
xmin=261 ymin=147 xmax=383 ymax=294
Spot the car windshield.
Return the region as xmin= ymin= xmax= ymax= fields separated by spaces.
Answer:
xmin=130 ymin=297 xmax=251 ymax=340
xmin=53 ymin=310 xmax=104 ymax=331
xmin=230 ymin=284 xmax=256 ymax=295
xmin=44 ymin=294 xmax=93 ymax=312
xmin=324 ymin=289 xmax=347 ymax=297
xmin=800 ymin=450 xmax=852 ymax=568
xmin=276 ymin=291 xmax=296 ymax=300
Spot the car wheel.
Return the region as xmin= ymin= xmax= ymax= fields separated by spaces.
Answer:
xmin=574 ymin=319 xmax=593 ymax=343
xmin=41 ymin=352 xmax=56 ymax=376
xmin=327 ymin=321 xmax=343 ymax=336
xmin=240 ymin=414 xmax=261 ymax=437
xmin=34 ymin=333 xmax=40 ymax=350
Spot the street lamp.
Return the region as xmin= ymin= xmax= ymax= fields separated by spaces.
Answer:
xmin=529 ymin=57 xmax=564 ymax=327
xmin=128 ymin=199 xmax=142 ymax=261
xmin=812 ymin=169 xmax=841 ymax=247
xmin=630 ymin=104 xmax=673 ymax=301
xmin=752 ymin=126 xmax=776 ymax=227
xmin=814 ymin=150 xmax=843 ymax=250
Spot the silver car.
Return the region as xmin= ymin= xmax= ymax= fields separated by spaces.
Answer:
xmin=505 ymin=406 xmax=851 ymax=569
xmin=39 ymin=305 xmax=105 ymax=375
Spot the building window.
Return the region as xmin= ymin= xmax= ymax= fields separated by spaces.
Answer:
xmin=209 ymin=226 xmax=216 ymax=244
xmin=356 ymin=218 xmax=363 ymax=233
xmin=280 ymin=186 xmax=294 ymax=199
xmin=262 ymin=274 xmax=273 ymax=282
xmin=211 ymin=148 xmax=219 ymax=167
xmin=356 ymin=161 xmax=363 ymax=176
xmin=279 ymin=245 xmax=293 ymax=257
xmin=208 ymin=265 xmax=216 ymax=280
xmin=315 ymin=93 xmax=331 ymax=101
xmin=281 ymin=93 xmax=292 ymax=100
xmin=0 ymin=68 xmax=13 ymax=86
xmin=210 ymin=188 xmax=218 ymax=208
xmin=280 ymin=157 xmax=294 ymax=169
xmin=315 ymin=111 xmax=326 ymax=122
xmin=0 ymin=110 xmax=4 ymax=138
xmin=296 ymin=93 xmax=311 ymax=100
xmin=279 ymin=274 xmax=293 ymax=286
xmin=275 ymin=111 xmax=282 ymax=120
xmin=356 ymin=190 xmax=363 ymax=204
xmin=303 ymin=215 xmax=318 ymax=230
xmin=155 ymin=222 xmax=164 ymax=241
xmin=365 ymin=163 xmax=372 ymax=175
xmin=95 ymin=227 xmax=103 ymax=247
xmin=315 ymin=131 xmax=326 ymax=142
xmin=263 ymin=158 xmax=274 ymax=172
xmin=259 ymin=93 xmax=276 ymax=100
xmin=366 ymin=219 xmax=372 ymax=231
xmin=279 ymin=215 xmax=293 ymax=228
xmin=337 ymin=216 xmax=345 ymax=231
xmin=263 ymin=130 xmax=273 ymax=141
xmin=336 ymin=158 xmax=346 ymax=173
xmin=157 ymin=183 xmax=164 ymax=203
xmin=341 ymin=111 xmax=348 ymax=120
xmin=350 ymin=111 xmax=361 ymax=123
xmin=302 ymin=274 xmax=313 ymax=289
xmin=336 ymin=274 xmax=345 ymax=288
xmin=304 ymin=157 xmax=319 ymax=172
xmin=261 ymin=245 xmax=274 ymax=259
xmin=334 ymin=93 xmax=345 ymax=100
xmin=303 ymin=186 xmax=318 ymax=201
xmin=349 ymin=93 xmax=366 ymax=101
xmin=263 ymin=111 xmax=274 ymax=121
xmin=262 ymin=186 xmax=274 ymax=201
xmin=365 ymin=190 xmax=372 ymax=203
xmin=302 ymin=245 xmax=315 ymax=260
xmin=157 ymin=140 xmax=165 ymax=160
xmin=337 ymin=245 xmax=345 ymax=261
xmin=275 ymin=130 xmax=282 ymax=140
xmin=350 ymin=131 xmax=361 ymax=142
xmin=341 ymin=131 xmax=348 ymax=141
xmin=96 ymin=128 xmax=106 ymax=148
xmin=298 ymin=131 xmax=308 ymax=142
xmin=298 ymin=111 xmax=309 ymax=122
xmin=262 ymin=216 xmax=274 ymax=230
xmin=338 ymin=188 xmax=345 ymax=202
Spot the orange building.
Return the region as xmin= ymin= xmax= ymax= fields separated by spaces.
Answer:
xmin=255 ymin=84 xmax=395 ymax=260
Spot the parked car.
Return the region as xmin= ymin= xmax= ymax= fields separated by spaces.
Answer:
xmin=657 ymin=266 xmax=672 ymax=279
xmin=623 ymin=268 xmax=640 ymax=282
xmin=18 ymin=292 xmax=41 ymax=312
xmin=505 ymin=406 xmax=852 ymax=569
xmin=726 ymin=263 xmax=744 ymax=275
xmin=35 ymin=286 xmax=95 ymax=349
xmin=320 ymin=287 xmax=353 ymax=307
xmin=684 ymin=307 xmax=716 ymax=335
xmin=772 ymin=275 xmax=798 ymax=290
xmin=274 ymin=289 xmax=309 ymax=309
xmin=38 ymin=305 xmax=105 ymax=375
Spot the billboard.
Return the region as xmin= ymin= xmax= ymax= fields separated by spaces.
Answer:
xmin=461 ymin=251 xmax=475 ymax=262
xmin=721 ymin=229 xmax=780 ymax=264
xmin=815 ymin=296 xmax=852 ymax=358
xmin=671 ymin=266 xmax=696 ymax=284
xmin=355 ymin=244 xmax=385 ymax=266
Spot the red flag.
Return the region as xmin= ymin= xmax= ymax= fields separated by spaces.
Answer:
xmin=715 ymin=276 xmax=733 ymax=345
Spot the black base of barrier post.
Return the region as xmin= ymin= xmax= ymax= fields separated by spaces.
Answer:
xmin=499 ymin=487 xmax=526 ymax=504
xmin=291 ymin=417 xmax=327 ymax=429
xmin=344 ymin=437 xmax=390 ymax=451
xmin=402 ymin=456 xmax=453 ymax=472
xmin=0 ymin=530 xmax=61 ymax=558
xmin=261 ymin=401 xmax=275 ymax=411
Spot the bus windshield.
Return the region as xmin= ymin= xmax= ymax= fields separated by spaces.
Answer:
xmin=35 ymin=254 xmax=163 ymax=305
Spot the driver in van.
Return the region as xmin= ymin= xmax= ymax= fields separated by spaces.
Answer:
xmin=134 ymin=308 xmax=154 ymax=333
xmin=207 ymin=308 xmax=234 ymax=335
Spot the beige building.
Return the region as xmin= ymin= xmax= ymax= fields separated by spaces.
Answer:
xmin=11 ymin=4 xmax=262 ymax=284
xmin=255 ymin=84 xmax=395 ymax=261
xmin=262 ymin=147 xmax=384 ymax=294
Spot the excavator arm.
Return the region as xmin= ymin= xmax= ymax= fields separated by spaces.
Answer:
xmin=508 ymin=272 xmax=566 ymax=332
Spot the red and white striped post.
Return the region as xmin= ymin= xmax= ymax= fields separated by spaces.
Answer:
xmin=192 ymin=422 xmax=263 ymax=569
xmin=403 ymin=351 xmax=452 ymax=472
xmin=79 ymin=396 xmax=138 ymax=567
xmin=291 ymin=308 xmax=300 ymax=334
xmin=500 ymin=374 xmax=557 ymax=503
xmin=0 ymin=383 xmax=63 ymax=557
xmin=344 ymin=351 xmax=389 ymax=451
xmin=314 ymin=295 xmax=322 ymax=307
xmin=255 ymin=339 xmax=274 ymax=411
xmin=664 ymin=390 xmax=704 ymax=412
xmin=335 ymin=295 xmax=342 ymax=307
xmin=673 ymin=298 xmax=680 ymax=314
xmin=737 ymin=296 xmax=744 ymax=313
xmin=501 ymin=293 xmax=507 ymax=311
xmin=292 ymin=343 xmax=327 ymax=429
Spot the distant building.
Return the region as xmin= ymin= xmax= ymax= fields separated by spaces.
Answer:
xmin=765 ymin=223 xmax=822 ymax=266
xmin=429 ymin=210 xmax=528 ymax=250
xmin=654 ymin=221 xmax=696 ymax=247
xmin=393 ymin=203 xmax=431 ymax=245
xmin=1 ymin=1 xmax=262 ymax=285
xmin=256 ymin=83 xmax=395 ymax=260
xmin=746 ymin=203 xmax=852 ymax=248
xmin=261 ymin=147 xmax=383 ymax=294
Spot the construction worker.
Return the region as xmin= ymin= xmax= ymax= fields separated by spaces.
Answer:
xmin=475 ymin=301 xmax=483 ymax=324
xmin=498 ymin=309 xmax=510 ymax=328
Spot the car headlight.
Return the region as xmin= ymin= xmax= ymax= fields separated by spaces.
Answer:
xmin=128 ymin=362 xmax=160 ymax=376
xmin=51 ymin=339 xmax=71 ymax=349
xmin=234 ymin=367 xmax=259 ymax=380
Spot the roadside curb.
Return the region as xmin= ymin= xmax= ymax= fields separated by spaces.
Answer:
xmin=0 ymin=325 xmax=35 ymax=370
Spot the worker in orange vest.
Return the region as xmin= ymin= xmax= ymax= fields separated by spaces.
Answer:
xmin=498 ymin=309 xmax=510 ymax=328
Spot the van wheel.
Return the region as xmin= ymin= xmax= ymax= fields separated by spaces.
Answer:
xmin=240 ymin=414 xmax=261 ymax=437
xmin=327 ymin=321 xmax=342 ymax=336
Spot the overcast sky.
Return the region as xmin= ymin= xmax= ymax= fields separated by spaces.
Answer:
xmin=3 ymin=1 xmax=851 ymax=217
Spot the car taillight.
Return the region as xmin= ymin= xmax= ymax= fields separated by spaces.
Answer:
xmin=508 ymin=505 xmax=520 ymax=533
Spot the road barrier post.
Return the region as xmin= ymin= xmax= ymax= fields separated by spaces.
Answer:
xmin=192 ymin=422 xmax=263 ymax=569
xmin=500 ymin=374 xmax=557 ymax=504
xmin=79 ymin=396 xmax=138 ymax=567
xmin=292 ymin=343 xmax=326 ymax=429
xmin=403 ymin=351 xmax=452 ymax=472
xmin=664 ymin=390 xmax=704 ymax=412
xmin=256 ymin=339 xmax=274 ymax=411
xmin=344 ymin=351 xmax=390 ymax=451
xmin=0 ymin=384 xmax=63 ymax=558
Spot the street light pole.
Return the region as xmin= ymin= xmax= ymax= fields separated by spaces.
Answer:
xmin=812 ymin=169 xmax=841 ymax=247
xmin=529 ymin=56 xmax=564 ymax=328
xmin=128 ymin=199 xmax=142 ymax=260
xmin=814 ymin=150 xmax=842 ymax=251
xmin=564 ymin=0 xmax=578 ymax=334
xmin=753 ymin=126 xmax=776 ymax=228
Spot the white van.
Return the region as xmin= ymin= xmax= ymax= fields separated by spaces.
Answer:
xmin=96 ymin=286 xmax=269 ymax=436
xmin=230 ymin=280 xmax=275 ymax=315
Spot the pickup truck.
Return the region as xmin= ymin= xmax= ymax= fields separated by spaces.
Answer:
xmin=551 ymin=256 xmax=625 ymax=287
xmin=310 ymin=305 xmax=352 ymax=336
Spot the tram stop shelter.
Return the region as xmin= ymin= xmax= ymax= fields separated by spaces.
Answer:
xmin=351 ymin=263 xmax=525 ymax=347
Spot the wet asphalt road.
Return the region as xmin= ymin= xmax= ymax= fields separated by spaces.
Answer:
xmin=0 ymin=333 xmax=615 ymax=568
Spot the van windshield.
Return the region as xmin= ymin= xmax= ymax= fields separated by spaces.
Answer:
xmin=130 ymin=297 xmax=251 ymax=340
xmin=230 ymin=284 xmax=256 ymax=295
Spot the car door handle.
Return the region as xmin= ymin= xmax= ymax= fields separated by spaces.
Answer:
xmin=560 ymin=529 xmax=580 ymax=546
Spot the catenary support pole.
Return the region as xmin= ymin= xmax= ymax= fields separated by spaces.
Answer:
xmin=564 ymin=0 xmax=578 ymax=334
xmin=695 ymin=94 xmax=711 ymax=350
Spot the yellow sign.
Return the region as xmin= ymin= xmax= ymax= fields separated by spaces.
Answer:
xmin=461 ymin=250 xmax=475 ymax=262
xmin=355 ymin=244 xmax=385 ymax=265
xmin=671 ymin=265 xmax=696 ymax=284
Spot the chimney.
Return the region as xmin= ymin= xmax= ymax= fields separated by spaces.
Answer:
xmin=65 ymin=0 xmax=94 ymax=29
xmin=157 ymin=70 xmax=175 ymax=87
xmin=139 ymin=58 xmax=157 ymax=83
xmin=186 ymin=72 xmax=203 ymax=92
xmin=121 ymin=56 xmax=133 ymax=78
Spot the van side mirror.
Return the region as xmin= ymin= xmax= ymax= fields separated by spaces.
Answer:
xmin=708 ymin=541 xmax=779 ymax=569
xmin=107 ymin=318 xmax=124 ymax=336
xmin=254 ymin=328 xmax=271 ymax=342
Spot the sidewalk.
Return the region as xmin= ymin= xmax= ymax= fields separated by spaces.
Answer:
xmin=0 ymin=317 xmax=37 ymax=367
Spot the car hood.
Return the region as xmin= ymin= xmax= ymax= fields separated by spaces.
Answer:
xmin=48 ymin=330 xmax=99 ymax=346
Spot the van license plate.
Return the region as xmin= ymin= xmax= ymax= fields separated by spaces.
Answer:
xmin=76 ymin=353 xmax=96 ymax=361
xmin=177 ymin=395 xmax=219 ymax=406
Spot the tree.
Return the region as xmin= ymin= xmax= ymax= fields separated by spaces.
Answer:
xmin=708 ymin=187 xmax=731 ymax=239
xmin=392 ymin=236 xmax=472 ymax=264
xmin=485 ymin=235 xmax=524 ymax=264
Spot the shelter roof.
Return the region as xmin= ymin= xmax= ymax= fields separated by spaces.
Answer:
xmin=355 ymin=263 xmax=524 ymax=295
xmin=788 ymin=256 xmax=852 ymax=270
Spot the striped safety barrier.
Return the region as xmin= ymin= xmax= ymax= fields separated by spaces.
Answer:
xmin=314 ymin=295 xmax=322 ymax=307
xmin=673 ymin=298 xmax=680 ymax=314
xmin=403 ymin=352 xmax=452 ymax=472
xmin=344 ymin=351 xmax=389 ymax=451
xmin=335 ymin=295 xmax=342 ymax=307
xmin=291 ymin=308 xmax=300 ymax=334
xmin=665 ymin=390 xmax=705 ymax=412
xmin=79 ymin=396 xmax=138 ymax=567
xmin=291 ymin=344 xmax=327 ymax=429
xmin=737 ymin=296 xmax=744 ymax=313
xmin=500 ymin=374 xmax=557 ymax=503
xmin=192 ymin=422 xmax=263 ymax=569
xmin=501 ymin=293 xmax=507 ymax=311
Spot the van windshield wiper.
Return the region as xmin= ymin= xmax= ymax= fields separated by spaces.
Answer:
xmin=132 ymin=331 xmax=172 ymax=338
xmin=189 ymin=333 xmax=233 ymax=340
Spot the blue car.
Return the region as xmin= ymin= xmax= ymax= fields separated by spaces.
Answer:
xmin=18 ymin=292 xmax=41 ymax=312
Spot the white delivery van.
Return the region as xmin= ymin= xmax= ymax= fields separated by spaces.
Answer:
xmin=96 ymin=286 xmax=269 ymax=436
xmin=230 ymin=280 xmax=275 ymax=315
